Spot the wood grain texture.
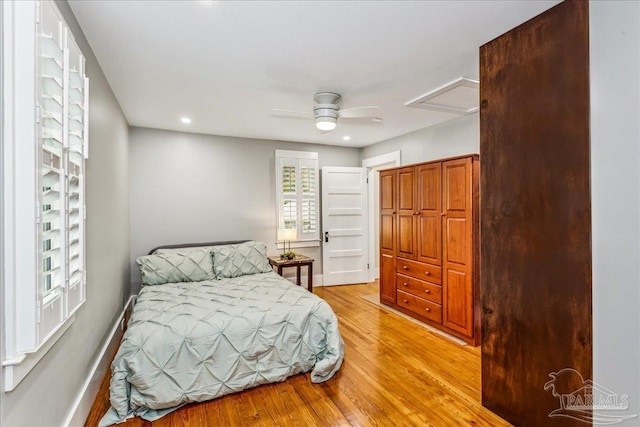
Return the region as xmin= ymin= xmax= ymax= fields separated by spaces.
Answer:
xmin=379 ymin=170 xmax=397 ymax=304
xmin=85 ymin=282 xmax=510 ymax=427
xmin=480 ymin=1 xmax=592 ymax=426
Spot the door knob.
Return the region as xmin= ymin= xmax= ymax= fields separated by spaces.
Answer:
xmin=403 ymin=265 xmax=408 ymax=270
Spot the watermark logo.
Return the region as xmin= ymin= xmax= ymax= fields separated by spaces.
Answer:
xmin=544 ymin=368 xmax=637 ymax=425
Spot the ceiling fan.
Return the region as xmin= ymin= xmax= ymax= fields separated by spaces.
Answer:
xmin=272 ymin=92 xmax=383 ymax=133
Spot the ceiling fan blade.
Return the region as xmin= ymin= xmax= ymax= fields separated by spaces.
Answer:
xmin=339 ymin=106 xmax=383 ymax=120
xmin=271 ymin=108 xmax=313 ymax=118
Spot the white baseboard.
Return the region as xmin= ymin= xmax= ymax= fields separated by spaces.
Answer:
xmin=64 ymin=295 xmax=135 ymax=427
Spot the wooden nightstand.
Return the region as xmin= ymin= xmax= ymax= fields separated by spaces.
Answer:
xmin=268 ymin=255 xmax=314 ymax=292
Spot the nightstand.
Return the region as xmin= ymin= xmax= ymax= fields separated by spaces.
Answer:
xmin=268 ymin=255 xmax=314 ymax=292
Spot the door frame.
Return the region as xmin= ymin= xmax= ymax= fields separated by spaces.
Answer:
xmin=362 ymin=151 xmax=401 ymax=282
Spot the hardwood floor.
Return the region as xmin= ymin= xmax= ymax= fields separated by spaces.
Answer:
xmin=85 ymin=282 xmax=510 ymax=426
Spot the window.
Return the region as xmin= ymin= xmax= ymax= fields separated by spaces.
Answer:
xmin=275 ymin=150 xmax=319 ymax=247
xmin=2 ymin=0 xmax=88 ymax=391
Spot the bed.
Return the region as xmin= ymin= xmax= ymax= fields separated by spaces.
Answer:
xmin=99 ymin=240 xmax=344 ymax=426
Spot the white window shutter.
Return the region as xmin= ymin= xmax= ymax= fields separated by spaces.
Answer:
xmin=275 ymin=150 xmax=319 ymax=246
xmin=38 ymin=0 xmax=66 ymax=343
xmin=65 ymin=34 xmax=86 ymax=315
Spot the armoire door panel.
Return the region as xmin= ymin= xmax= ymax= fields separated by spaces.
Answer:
xmin=443 ymin=268 xmax=472 ymax=334
xmin=443 ymin=160 xmax=469 ymax=213
xmin=417 ymin=163 xmax=441 ymax=212
xmin=380 ymin=253 xmax=396 ymax=304
xmin=380 ymin=173 xmax=395 ymax=211
xmin=444 ymin=217 xmax=468 ymax=265
xmin=380 ymin=214 xmax=395 ymax=252
xmin=417 ymin=215 xmax=440 ymax=265
xmin=397 ymin=214 xmax=415 ymax=259
xmin=398 ymin=168 xmax=415 ymax=211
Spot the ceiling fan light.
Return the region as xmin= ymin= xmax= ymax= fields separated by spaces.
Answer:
xmin=316 ymin=116 xmax=337 ymax=131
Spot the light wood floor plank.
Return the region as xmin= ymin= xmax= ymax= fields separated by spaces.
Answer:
xmin=85 ymin=282 xmax=510 ymax=426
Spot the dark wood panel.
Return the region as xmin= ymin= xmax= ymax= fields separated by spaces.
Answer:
xmin=480 ymin=1 xmax=592 ymax=426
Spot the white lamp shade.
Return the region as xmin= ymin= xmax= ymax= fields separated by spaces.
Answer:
xmin=277 ymin=228 xmax=297 ymax=241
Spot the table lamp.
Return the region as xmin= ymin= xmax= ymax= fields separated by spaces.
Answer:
xmin=277 ymin=228 xmax=297 ymax=258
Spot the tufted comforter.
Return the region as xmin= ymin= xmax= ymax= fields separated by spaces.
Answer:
xmin=99 ymin=272 xmax=344 ymax=426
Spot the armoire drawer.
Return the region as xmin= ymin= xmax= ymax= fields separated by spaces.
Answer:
xmin=396 ymin=258 xmax=441 ymax=284
xmin=396 ymin=273 xmax=442 ymax=304
xmin=397 ymin=290 xmax=442 ymax=323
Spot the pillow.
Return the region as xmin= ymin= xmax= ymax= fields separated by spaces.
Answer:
xmin=136 ymin=249 xmax=216 ymax=286
xmin=153 ymin=246 xmax=213 ymax=256
xmin=211 ymin=241 xmax=272 ymax=279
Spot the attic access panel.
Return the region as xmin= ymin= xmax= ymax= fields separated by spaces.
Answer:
xmin=405 ymin=77 xmax=479 ymax=115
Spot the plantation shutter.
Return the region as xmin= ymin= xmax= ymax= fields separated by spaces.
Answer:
xmin=299 ymin=159 xmax=318 ymax=239
xmin=39 ymin=0 xmax=66 ymax=341
xmin=37 ymin=0 xmax=88 ymax=344
xmin=65 ymin=35 xmax=87 ymax=316
xmin=279 ymin=157 xmax=297 ymax=230
xmin=275 ymin=150 xmax=319 ymax=245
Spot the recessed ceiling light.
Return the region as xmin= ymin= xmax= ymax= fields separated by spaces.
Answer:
xmin=342 ymin=136 xmax=351 ymax=141
xmin=180 ymin=117 xmax=191 ymax=124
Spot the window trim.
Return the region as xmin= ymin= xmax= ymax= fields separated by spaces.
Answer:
xmin=275 ymin=150 xmax=320 ymax=248
xmin=2 ymin=0 xmax=87 ymax=391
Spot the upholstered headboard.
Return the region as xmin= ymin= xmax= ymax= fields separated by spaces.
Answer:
xmin=148 ymin=240 xmax=250 ymax=255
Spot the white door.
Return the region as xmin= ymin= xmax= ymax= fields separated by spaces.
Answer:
xmin=322 ymin=167 xmax=368 ymax=286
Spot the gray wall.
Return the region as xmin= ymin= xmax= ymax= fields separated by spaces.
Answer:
xmin=361 ymin=113 xmax=479 ymax=166
xmin=590 ymin=0 xmax=640 ymax=419
xmin=129 ymin=127 xmax=360 ymax=292
xmin=0 ymin=1 xmax=131 ymax=426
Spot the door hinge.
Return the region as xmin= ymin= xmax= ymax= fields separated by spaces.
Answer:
xmin=366 ymin=177 xmax=369 ymax=184
xmin=35 ymin=1 xmax=41 ymax=24
xmin=367 ymin=263 xmax=370 ymax=269
xmin=35 ymin=103 xmax=41 ymax=124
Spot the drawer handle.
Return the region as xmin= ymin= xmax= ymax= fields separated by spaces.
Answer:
xmin=425 ymin=271 xmax=430 ymax=275
xmin=403 ymin=283 xmax=409 ymax=287
xmin=425 ymin=308 xmax=431 ymax=312
xmin=425 ymin=289 xmax=430 ymax=294
xmin=403 ymin=265 xmax=408 ymax=270
xmin=403 ymin=299 xmax=408 ymax=303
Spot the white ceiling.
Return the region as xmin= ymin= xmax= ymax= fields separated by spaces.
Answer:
xmin=68 ymin=0 xmax=558 ymax=148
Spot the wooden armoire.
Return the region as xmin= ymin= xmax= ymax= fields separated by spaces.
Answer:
xmin=379 ymin=154 xmax=479 ymax=345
